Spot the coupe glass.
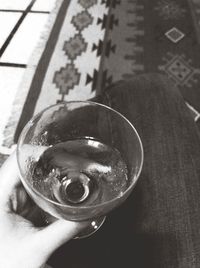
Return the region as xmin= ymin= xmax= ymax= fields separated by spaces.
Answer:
xmin=17 ymin=101 xmax=143 ymax=238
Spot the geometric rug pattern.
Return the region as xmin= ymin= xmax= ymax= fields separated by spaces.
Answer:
xmin=0 ymin=0 xmax=200 ymax=165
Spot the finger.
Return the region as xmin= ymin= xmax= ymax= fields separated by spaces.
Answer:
xmin=37 ymin=219 xmax=88 ymax=254
xmin=9 ymin=184 xmax=29 ymax=212
xmin=9 ymin=144 xmax=47 ymax=209
xmin=0 ymin=151 xmax=21 ymax=207
xmin=0 ymin=146 xmax=44 ymax=209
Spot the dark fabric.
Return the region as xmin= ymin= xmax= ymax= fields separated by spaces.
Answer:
xmin=49 ymin=73 xmax=200 ymax=268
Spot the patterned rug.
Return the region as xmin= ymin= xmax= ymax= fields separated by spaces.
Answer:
xmin=1 ymin=0 xmax=200 ymax=164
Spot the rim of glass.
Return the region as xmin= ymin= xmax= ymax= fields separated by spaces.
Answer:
xmin=17 ymin=100 xmax=144 ymax=210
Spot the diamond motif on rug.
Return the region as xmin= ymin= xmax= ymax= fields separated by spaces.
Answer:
xmin=78 ymin=0 xmax=97 ymax=9
xmin=155 ymin=0 xmax=186 ymax=20
xmin=72 ymin=10 xmax=93 ymax=31
xmin=53 ymin=63 xmax=81 ymax=95
xmin=159 ymin=53 xmax=200 ymax=87
xmin=165 ymin=27 xmax=185 ymax=43
xmin=165 ymin=57 xmax=191 ymax=82
xmin=63 ymin=33 xmax=87 ymax=60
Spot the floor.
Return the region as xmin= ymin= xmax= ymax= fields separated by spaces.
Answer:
xmin=0 ymin=0 xmax=58 ymax=154
xmin=0 ymin=0 xmax=57 ymax=119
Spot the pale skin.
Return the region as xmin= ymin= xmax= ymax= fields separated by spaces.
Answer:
xmin=0 ymin=152 xmax=87 ymax=268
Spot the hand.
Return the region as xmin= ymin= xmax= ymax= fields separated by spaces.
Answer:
xmin=0 ymin=152 xmax=87 ymax=268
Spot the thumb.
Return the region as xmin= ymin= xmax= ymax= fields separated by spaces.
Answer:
xmin=36 ymin=219 xmax=87 ymax=254
xmin=0 ymin=151 xmax=21 ymax=209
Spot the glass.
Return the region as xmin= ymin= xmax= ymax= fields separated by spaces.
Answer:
xmin=17 ymin=101 xmax=143 ymax=238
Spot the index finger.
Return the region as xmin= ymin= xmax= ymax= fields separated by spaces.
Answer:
xmin=0 ymin=151 xmax=20 ymax=207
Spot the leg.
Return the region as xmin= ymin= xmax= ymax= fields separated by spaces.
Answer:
xmin=49 ymin=73 xmax=200 ymax=268
xmin=101 ymin=73 xmax=200 ymax=267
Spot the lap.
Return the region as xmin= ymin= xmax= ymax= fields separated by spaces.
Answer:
xmin=49 ymin=73 xmax=200 ymax=268
xmin=101 ymin=73 xmax=200 ymax=267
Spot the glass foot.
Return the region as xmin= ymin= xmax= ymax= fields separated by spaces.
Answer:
xmin=41 ymin=211 xmax=106 ymax=239
xmin=74 ymin=216 xmax=106 ymax=239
